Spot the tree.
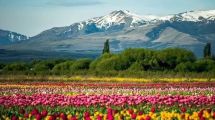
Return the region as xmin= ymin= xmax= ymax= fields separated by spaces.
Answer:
xmin=102 ymin=39 xmax=110 ymax=54
xmin=204 ymin=43 xmax=211 ymax=58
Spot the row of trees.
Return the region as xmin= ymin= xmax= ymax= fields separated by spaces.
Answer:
xmin=94 ymin=48 xmax=215 ymax=72
xmin=0 ymin=48 xmax=215 ymax=75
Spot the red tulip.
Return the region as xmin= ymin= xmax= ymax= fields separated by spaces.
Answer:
xmin=131 ymin=113 xmax=137 ymax=119
xmin=31 ymin=108 xmax=39 ymax=116
xmin=180 ymin=107 xmax=186 ymax=113
xmin=207 ymin=109 xmax=211 ymax=113
xmin=36 ymin=114 xmax=42 ymax=120
xmin=70 ymin=116 xmax=78 ymax=120
xmin=48 ymin=115 xmax=56 ymax=120
xmin=128 ymin=109 xmax=134 ymax=115
xmin=213 ymin=112 xmax=215 ymax=118
xmin=24 ymin=113 xmax=29 ymax=118
xmin=146 ymin=115 xmax=151 ymax=120
xmin=113 ymin=110 xmax=118 ymax=114
xmin=11 ymin=115 xmax=18 ymax=120
xmin=138 ymin=111 xmax=143 ymax=115
xmin=97 ymin=115 xmax=103 ymax=120
xmin=41 ymin=110 xmax=48 ymax=117
xmin=107 ymin=108 xmax=113 ymax=114
xmin=200 ymin=117 xmax=205 ymax=120
xmin=150 ymin=107 xmax=156 ymax=113
xmin=198 ymin=110 xmax=203 ymax=118
xmin=19 ymin=108 xmax=25 ymax=114
xmin=60 ymin=113 xmax=67 ymax=120
xmin=84 ymin=111 xmax=90 ymax=117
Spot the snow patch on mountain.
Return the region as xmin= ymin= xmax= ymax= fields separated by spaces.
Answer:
xmin=94 ymin=10 xmax=143 ymax=27
xmin=72 ymin=10 xmax=161 ymax=32
xmin=8 ymin=32 xmax=26 ymax=42
xmin=170 ymin=10 xmax=215 ymax=22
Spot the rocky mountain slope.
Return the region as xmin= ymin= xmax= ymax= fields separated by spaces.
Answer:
xmin=1 ymin=10 xmax=215 ymax=58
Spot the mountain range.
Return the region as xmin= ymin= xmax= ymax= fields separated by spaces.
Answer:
xmin=1 ymin=9 xmax=215 ymax=60
xmin=0 ymin=29 xmax=28 ymax=45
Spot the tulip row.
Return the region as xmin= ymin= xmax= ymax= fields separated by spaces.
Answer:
xmin=0 ymin=94 xmax=215 ymax=107
xmin=1 ymin=106 xmax=215 ymax=120
xmin=1 ymin=82 xmax=215 ymax=88
xmin=1 ymin=87 xmax=215 ymax=96
xmin=1 ymin=81 xmax=215 ymax=96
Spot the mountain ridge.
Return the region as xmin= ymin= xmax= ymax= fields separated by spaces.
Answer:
xmin=0 ymin=29 xmax=28 ymax=45
xmin=29 ymin=9 xmax=215 ymax=41
xmin=1 ymin=9 xmax=215 ymax=59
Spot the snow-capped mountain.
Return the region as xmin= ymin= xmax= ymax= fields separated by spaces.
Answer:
xmin=169 ymin=10 xmax=215 ymax=22
xmin=31 ymin=10 xmax=155 ymax=41
xmin=30 ymin=9 xmax=215 ymax=41
xmin=1 ymin=9 xmax=215 ymax=59
xmin=92 ymin=10 xmax=149 ymax=28
xmin=0 ymin=29 xmax=28 ymax=45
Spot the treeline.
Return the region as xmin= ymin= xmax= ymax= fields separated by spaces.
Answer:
xmin=0 ymin=48 xmax=215 ymax=77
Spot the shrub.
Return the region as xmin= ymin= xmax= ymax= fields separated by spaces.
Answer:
xmin=95 ymin=55 xmax=131 ymax=71
xmin=0 ymin=63 xmax=5 ymax=70
xmin=194 ymin=59 xmax=215 ymax=72
xmin=33 ymin=59 xmax=65 ymax=72
xmin=120 ymin=48 xmax=147 ymax=63
xmin=70 ymin=58 xmax=92 ymax=71
xmin=95 ymin=56 xmax=119 ymax=71
xmin=157 ymin=48 xmax=196 ymax=69
xmin=89 ymin=53 xmax=114 ymax=70
xmin=52 ymin=61 xmax=75 ymax=72
xmin=175 ymin=62 xmax=195 ymax=72
xmin=3 ymin=62 xmax=28 ymax=71
xmin=33 ymin=62 xmax=54 ymax=71
xmin=128 ymin=61 xmax=145 ymax=71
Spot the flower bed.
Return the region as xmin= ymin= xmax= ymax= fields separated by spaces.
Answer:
xmin=1 ymin=106 xmax=215 ymax=120
xmin=0 ymin=94 xmax=215 ymax=107
xmin=0 ymin=82 xmax=215 ymax=120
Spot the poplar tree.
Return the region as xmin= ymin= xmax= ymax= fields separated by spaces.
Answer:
xmin=204 ymin=43 xmax=211 ymax=58
xmin=102 ymin=39 xmax=110 ymax=54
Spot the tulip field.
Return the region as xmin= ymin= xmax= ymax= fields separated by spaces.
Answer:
xmin=0 ymin=81 xmax=215 ymax=120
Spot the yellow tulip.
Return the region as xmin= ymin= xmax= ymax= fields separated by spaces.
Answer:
xmin=90 ymin=116 xmax=95 ymax=120
xmin=45 ymin=116 xmax=51 ymax=120
xmin=203 ymin=110 xmax=210 ymax=118
xmin=133 ymin=109 xmax=137 ymax=113
xmin=67 ymin=114 xmax=72 ymax=120
xmin=6 ymin=117 xmax=10 ymax=120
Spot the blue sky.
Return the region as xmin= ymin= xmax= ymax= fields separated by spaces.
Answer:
xmin=0 ymin=0 xmax=215 ymax=36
